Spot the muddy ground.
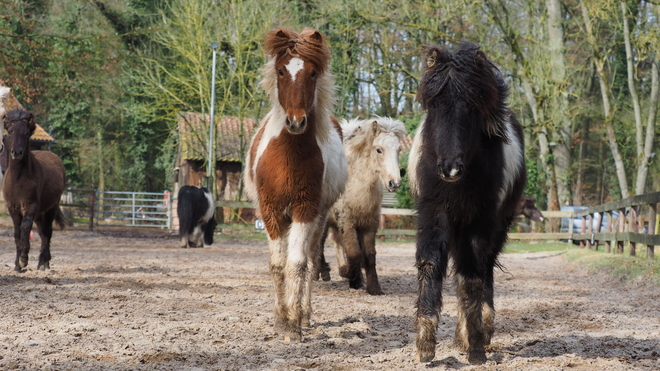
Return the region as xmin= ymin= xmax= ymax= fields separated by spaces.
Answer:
xmin=0 ymin=226 xmax=658 ymax=370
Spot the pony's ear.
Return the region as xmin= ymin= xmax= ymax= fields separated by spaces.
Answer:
xmin=264 ymin=28 xmax=294 ymax=57
xmin=2 ymin=114 xmax=10 ymax=132
xmin=26 ymin=112 xmax=36 ymax=134
xmin=308 ymin=30 xmax=323 ymax=43
xmin=371 ymin=120 xmax=380 ymax=135
xmin=423 ymin=45 xmax=452 ymax=70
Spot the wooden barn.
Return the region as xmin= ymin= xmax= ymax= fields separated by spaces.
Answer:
xmin=175 ymin=112 xmax=258 ymax=221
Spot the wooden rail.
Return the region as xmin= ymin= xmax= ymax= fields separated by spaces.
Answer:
xmin=211 ymin=195 xmax=660 ymax=259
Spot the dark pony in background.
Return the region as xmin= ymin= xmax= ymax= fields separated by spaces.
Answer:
xmin=408 ymin=43 xmax=526 ymax=364
xmin=177 ymin=185 xmax=217 ymax=248
xmin=3 ymin=109 xmax=66 ymax=272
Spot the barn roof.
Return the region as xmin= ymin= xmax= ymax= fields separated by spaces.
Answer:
xmin=0 ymin=81 xmax=55 ymax=143
xmin=178 ymin=112 xmax=258 ymax=163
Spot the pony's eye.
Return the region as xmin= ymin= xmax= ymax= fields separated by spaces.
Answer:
xmin=311 ymin=70 xmax=317 ymax=78
xmin=278 ymin=69 xmax=284 ymax=76
xmin=376 ymin=148 xmax=383 ymax=154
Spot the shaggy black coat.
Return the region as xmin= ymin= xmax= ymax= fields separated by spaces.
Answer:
xmin=411 ymin=42 xmax=526 ymax=365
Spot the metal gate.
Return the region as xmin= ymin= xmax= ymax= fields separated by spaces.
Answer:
xmin=94 ymin=190 xmax=172 ymax=229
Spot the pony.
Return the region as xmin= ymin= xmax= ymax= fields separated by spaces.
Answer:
xmin=177 ymin=185 xmax=217 ymax=248
xmin=312 ymin=117 xmax=407 ymax=295
xmin=243 ymin=27 xmax=347 ymax=342
xmin=516 ymin=195 xmax=544 ymax=222
xmin=408 ymin=43 xmax=526 ymax=364
xmin=3 ymin=109 xmax=67 ymax=272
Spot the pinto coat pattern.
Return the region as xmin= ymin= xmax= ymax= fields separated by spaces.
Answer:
xmin=408 ymin=43 xmax=526 ymax=364
xmin=243 ymin=27 xmax=347 ymax=342
xmin=177 ymin=185 xmax=217 ymax=248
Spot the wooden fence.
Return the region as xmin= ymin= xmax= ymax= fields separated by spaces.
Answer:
xmin=210 ymin=192 xmax=660 ymax=259
xmin=60 ymin=188 xmax=659 ymax=258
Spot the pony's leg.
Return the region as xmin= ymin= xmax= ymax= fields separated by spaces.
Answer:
xmin=17 ymin=209 xmax=37 ymax=271
xmin=332 ymin=227 xmax=348 ymax=277
xmin=338 ymin=224 xmax=364 ymax=290
xmin=10 ymin=211 xmax=25 ymax=272
xmin=191 ymin=225 xmax=203 ymax=248
xmin=35 ymin=210 xmax=55 ymax=270
xmin=453 ymin=230 xmax=493 ymax=365
xmin=414 ymin=213 xmax=449 ymax=363
xmin=268 ymin=235 xmax=288 ymax=333
xmin=282 ymin=220 xmax=316 ymax=342
xmin=311 ymin=223 xmax=331 ymax=281
xmin=482 ymin=266 xmax=495 ymax=347
xmin=179 ymin=233 xmax=189 ymax=248
xmin=302 ymin=216 xmax=327 ymax=325
xmin=360 ymin=228 xmax=383 ymax=295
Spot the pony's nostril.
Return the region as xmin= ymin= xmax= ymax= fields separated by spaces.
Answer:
xmin=286 ymin=116 xmax=292 ymax=127
xmin=300 ymin=115 xmax=307 ymax=127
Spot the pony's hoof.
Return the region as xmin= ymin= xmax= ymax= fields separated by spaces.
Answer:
xmin=38 ymin=265 xmax=45 ymax=271
xmin=320 ymin=270 xmax=331 ymax=281
xmin=416 ymin=351 xmax=435 ymax=363
xmin=284 ymin=332 xmax=302 ymax=343
xmin=19 ymin=258 xmax=28 ymax=268
xmin=14 ymin=266 xmax=24 ymax=273
xmin=366 ymin=287 xmax=384 ymax=295
xmin=468 ymin=350 xmax=487 ymax=365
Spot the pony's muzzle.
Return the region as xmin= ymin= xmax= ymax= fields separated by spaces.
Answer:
xmin=387 ymin=179 xmax=402 ymax=192
xmin=286 ymin=115 xmax=307 ymax=134
xmin=10 ymin=149 xmax=23 ymax=160
xmin=438 ymin=160 xmax=463 ymax=182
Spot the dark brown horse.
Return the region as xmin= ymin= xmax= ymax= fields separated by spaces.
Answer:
xmin=3 ymin=109 xmax=66 ymax=272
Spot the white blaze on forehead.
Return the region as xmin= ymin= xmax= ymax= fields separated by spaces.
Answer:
xmin=285 ymin=57 xmax=305 ymax=82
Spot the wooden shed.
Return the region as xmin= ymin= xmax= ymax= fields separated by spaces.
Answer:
xmin=175 ymin=112 xmax=258 ymax=211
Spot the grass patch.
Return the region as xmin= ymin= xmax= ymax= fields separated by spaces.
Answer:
xmin=565 ymin=248 xmax=660 ymax=283
xmin=503 ymin=240 xmax=570 ymax=254
xmin=504 ymin=240 xmax=660 ymax=282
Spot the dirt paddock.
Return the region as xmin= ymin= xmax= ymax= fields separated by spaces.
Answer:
xmin=0 ymin=226 xmax=658 ymax=370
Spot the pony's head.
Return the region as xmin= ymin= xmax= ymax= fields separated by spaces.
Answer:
xmin=262 ymin=27 xmax=331 ymax=135
xmin=3 ymin=108 xmax=36 ymax=162
xmin=343 ymin=117 xmax=406 ymax=192
xmin=417 ymin=42 xmax=509 ymax=182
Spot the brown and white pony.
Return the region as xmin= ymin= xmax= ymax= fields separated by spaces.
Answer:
xmin=313 ymin=117 xmax=406 ymax=295
xmin=243 ymin=27 xmax=347 ymax=342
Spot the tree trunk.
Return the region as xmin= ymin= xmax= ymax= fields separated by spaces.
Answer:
xmin=546 ymin=0 xmax=572 ymax=206
xmin=621 ymin=2 xmax=644 ymax=162
xmin=635 ymin=59 xmax=659 ymax=194
xmin=580 ymin=0 xmax=630 ymax=199
xmin=573 ymin=115 xmax=590 ymax=206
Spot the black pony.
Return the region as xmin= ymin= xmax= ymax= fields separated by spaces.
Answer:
xmin=407 ymin=43 xmax=526 ymax=364
xmin=177 ymin=185 xmax=217 ymax=248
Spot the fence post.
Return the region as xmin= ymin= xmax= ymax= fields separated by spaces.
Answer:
xmin=579 ymin=215 xmax=586 ymax=248
xmin=131 ymin=192 xmax=136 ymax=226
xmin=585 ymin=214 xmax=593 ymax=250
xmin=594 ymin=212 xmax=603 ymax=251
xmin=605 ymin=210 xmax=612 ymax=253
xmin=630 ymin=206 xmax=639 ymax=256
xmin=89 ymin=188 xmax=96 ymax=231
xmin=649 ymin=203 xmax=657 ymax=259
xmin=617 ymin=208 xmax=626 ymax=254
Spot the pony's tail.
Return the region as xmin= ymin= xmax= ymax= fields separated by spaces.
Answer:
xmin=178 ymin=191 xmax=194 ymax=236
xmin=55 ymin=206 xmax=68 ymax=230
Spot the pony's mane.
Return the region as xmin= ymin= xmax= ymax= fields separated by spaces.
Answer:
xmin=260 ymin=28 xmax=336 ymax=127
xmin=417 ymin=42 xmax=510 ymax=141
xmin=341 ymin=117 xmax=406 ymax=156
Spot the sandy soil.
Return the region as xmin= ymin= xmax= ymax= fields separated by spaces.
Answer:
xmin=0 ymin=227 xmax=658 ymax=370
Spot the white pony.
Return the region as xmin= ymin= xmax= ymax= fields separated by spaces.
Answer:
xmin=313 ymin=117 xmax=407 ymax=295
